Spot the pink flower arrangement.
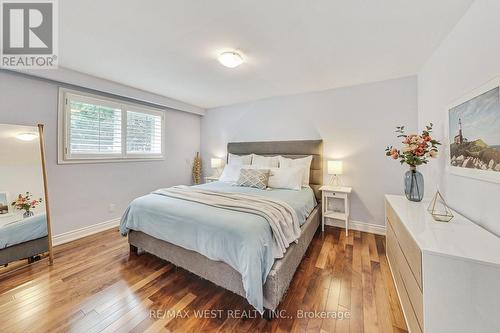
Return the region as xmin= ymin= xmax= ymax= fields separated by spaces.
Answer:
xmin=11 ymin=192 xmax=42 ymax=215
xmin=385 ymin=123 xmax=441 ymax=167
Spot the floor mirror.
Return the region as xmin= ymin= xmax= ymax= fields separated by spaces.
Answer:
xmin=0 ymin=124 xmax=54 ymax=271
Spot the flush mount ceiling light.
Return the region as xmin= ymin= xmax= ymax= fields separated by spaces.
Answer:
xmin=218 ymin=51 xmax=244 ymax=68
xmin=16 ymin=132 xmax=38 ymax=141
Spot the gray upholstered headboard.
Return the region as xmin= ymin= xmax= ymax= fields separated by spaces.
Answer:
xmin=227 ymin=140 xmax=323 ymax=200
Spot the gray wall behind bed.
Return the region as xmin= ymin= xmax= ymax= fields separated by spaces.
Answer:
xmin=201 ymin=76 xmax=418 ymax=230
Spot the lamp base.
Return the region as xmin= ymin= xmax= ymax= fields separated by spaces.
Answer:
xmin=329 ymin=175 xmax=341 ymax=186
xmin=212 ymin=168 xmax=222 ymax=178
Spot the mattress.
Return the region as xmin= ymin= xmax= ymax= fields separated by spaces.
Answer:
xmin=120 ymin=181 xmax=316 ymax=312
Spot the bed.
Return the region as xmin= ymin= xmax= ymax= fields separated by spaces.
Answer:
xmin=0 ymin=213 xmax=48 ymax=266
xmin=121 ymin=140 xmax=323 ymax=315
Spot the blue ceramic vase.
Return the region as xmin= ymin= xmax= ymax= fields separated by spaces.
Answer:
xmin=404 ymin=167 xmax=424 ymax=202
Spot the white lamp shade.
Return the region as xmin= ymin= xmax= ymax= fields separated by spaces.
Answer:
xmin=211 ymin=158 xmax=223 ymax=169
xmin=328 ymin=160 xmax=343 ymax=175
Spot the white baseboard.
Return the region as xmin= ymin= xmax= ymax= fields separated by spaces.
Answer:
xmin=324 ymin=218 xmax=386 ymax=235
xmin=52 ymin=218 xmax=120 ymax=246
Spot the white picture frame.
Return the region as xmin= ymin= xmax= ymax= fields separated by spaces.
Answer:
xmin=445 ymin=77 xmax=500 ymax=184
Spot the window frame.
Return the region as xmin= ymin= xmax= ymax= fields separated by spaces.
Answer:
xmin=58 ymin=88 xmax=165 ymax=164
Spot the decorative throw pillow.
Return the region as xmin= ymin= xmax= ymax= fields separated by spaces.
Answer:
xmin=236 ymin=169 xmax=270 ymax=190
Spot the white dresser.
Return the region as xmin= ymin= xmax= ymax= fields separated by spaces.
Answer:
xmin=385 ymin=195 xmax=500 ymax=333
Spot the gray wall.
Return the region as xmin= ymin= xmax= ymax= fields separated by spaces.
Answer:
xmin=201 ymin=76 xmax=418 ymax=227
xmin=0 ymin=70 xmax=201 ymax=235
xmin=418 ymin=0 xmax=500 ymax=236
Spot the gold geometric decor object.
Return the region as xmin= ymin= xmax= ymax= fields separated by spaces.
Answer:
xmin=427 ymin=190 xmax=454 ymax=222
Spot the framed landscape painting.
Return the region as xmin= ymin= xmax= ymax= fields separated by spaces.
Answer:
xmin=447 ymin=77 xmax=500 ymax=184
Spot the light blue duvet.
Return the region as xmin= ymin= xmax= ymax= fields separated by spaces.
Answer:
xmin=0 ymin=213 xmax=48 ymax=249
xmin=120 ymin=181 xmax=316 ymax=312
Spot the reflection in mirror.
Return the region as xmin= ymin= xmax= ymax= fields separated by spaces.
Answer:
xmin=0 ymin=124 xmax=53 ymax=271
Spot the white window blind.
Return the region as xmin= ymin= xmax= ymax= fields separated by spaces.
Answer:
xmin=59 ymin=89 xmax=165 ymax=163
xmin=69 ymin=100 xmax=122 ymax=155
xmin=126 ymin=110 xmax=162 ymax=155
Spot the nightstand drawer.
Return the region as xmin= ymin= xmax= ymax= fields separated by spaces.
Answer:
xmin=324 ymin=192 xmax=347 ymax=199
xmin=205 ymin=177 xmax=219 ymax=183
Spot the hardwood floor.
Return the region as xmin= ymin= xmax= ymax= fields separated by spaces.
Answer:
xmin=0 ymin=227 xmax=408 ymax=333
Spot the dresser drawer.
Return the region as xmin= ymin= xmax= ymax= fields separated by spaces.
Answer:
xmin=386 ymin=222 xmax=424 ymax=333
xmin=389 ymin=223 xmax=424 ymax=328
xmin=386 ymin=219 xmax=399 ymax=269
xmin=395 ymin=269 xmax=423 ymax=333
xmin=386 ymin=201 xmax=422 ymax=289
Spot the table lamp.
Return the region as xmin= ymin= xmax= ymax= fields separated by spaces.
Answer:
xmin=328 ymin=160 xmax=343 ymax=186
xmin=211 ymin=158 xmax=223 ymax=177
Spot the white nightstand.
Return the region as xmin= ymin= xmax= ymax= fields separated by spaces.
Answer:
xmin=205 ymin=176 xmax=219 ymax=183
xmin=319 ymin=186 xmax=352 ymax=235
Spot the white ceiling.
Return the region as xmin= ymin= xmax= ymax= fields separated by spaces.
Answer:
xmin=59 ymin=0 xmax=474 ymax=109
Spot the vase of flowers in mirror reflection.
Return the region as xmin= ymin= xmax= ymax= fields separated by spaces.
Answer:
xmin=11 ymin=192 xmax=42 ymax=218
xmin=385 ymin=123 xmax=441 ymax=202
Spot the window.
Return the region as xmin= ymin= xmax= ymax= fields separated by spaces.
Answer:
xmin=58 ymin=89 xmax=165 ymax=163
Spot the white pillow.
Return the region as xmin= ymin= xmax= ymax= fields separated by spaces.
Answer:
xmin=279 ymin=155 xmax=313 ymax=186
xmin=219 ymin=164 xmax=249 ymax=183
xmin=251 ymin=154 xmax=279 ymax=168
xmin=268 ymin=167 xmax=304 ymax=191
xmin=228 ymin=153 xmax=252 ymax=165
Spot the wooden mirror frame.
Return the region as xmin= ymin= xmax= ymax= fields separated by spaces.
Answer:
xmin=38 ymin=124 xmax=54 ymax=265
